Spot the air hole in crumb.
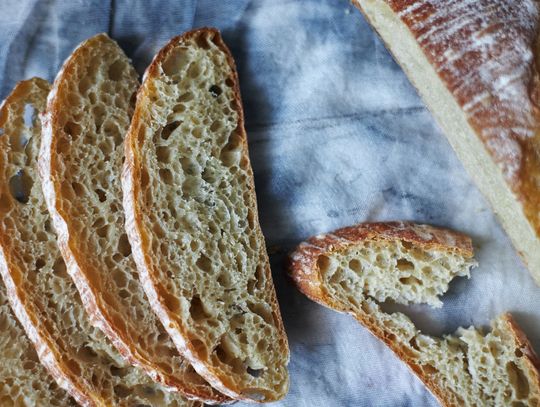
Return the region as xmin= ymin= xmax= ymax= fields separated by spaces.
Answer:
xmin=187 ymin=62 xmax=202 ymax=78
xmin=515 ymin=348 xmax=523 ymax=358
xmin=23 ymin=104 xmax=35 ymax=127
xmin=119 ymin=289 xmax=130 ymax=299
xmin=209 ymin=85 xmax=222 ymax=98
xmin=156 ymin=146 xmax=171 ymax=163
xmin=108 ymin=59 xmax=126 ymax=81
xmin=52 ymin=258 xmax=67 ymax=277
xmin=196 ymin=253 xmax=212 ymax=272
xmin=95 ymin=189 xmax=107 ymax=202
xmin=247 ymin=302 xmax=273 ymax=325
xmin=317 ymin=255 xmax=331 ymax=274
xmin=399 ymin=276 xmax=422 ymax=286
xmin=196 ymin=34 xmax=212 ymax=50
xmin=348 ymin=259 xmax=362 ymax=273
xmin=247 ymin=367 xmax=263 ymax=378
xmin=78 ymin=346 xmax=98 ymax=362
xmin=35 ymin=258 xmax=46 ymax=270
xmin=113 ymin=385 xmax=130 ymax=398
xmin=506 ymin=361 xmax=530 ymax=399
xmin=161 ymin=121 xmax=181 ymax=140
xmin=396 ymin=258 xmax=414 ymax=271
xmin=178 ymin=92 xmax=193 ymax=103
xmin=190 ymin=295 xmax=209 ymax=321
xmin=225 ymin=78 xmax=234 ymax=88
xmin=159 ymin=168 xmax=173 ymax=184
xmin=117 ymin=234 xmax=132 ymax=257
xmin=64 ymin=121 xmax=82 ymax=138
xmin=71 ymin=182 xmax=84 ymax=196
xmin=97 ymin=224 xmax=110 ymax=238
xmin=9 ymin=170 xmax=33 ymax=204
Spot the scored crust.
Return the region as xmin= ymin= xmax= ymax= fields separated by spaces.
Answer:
xmin=39 ymin=33 xmax=227 ymax=403
xmin=290 ymin=222 xmax=540 ymax=406
xmin=122 ymin=28 xmax=289 ymax=402
xmin=352 ymin=0 xmax=540 ymax=283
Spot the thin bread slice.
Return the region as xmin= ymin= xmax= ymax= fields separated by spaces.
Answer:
xmin=352 ymin=0 xmax=540 ymax=284
xmin=0 ymin=87 xmax=76 ymax=407
xmin=39 ymin=33 xmax=227 ymax=403
xmin=0 ymin=77 xmax=199 ymax=406
xmin=290 ymin=222 xmax=540 ymax=406
xmin=122 ymin=28 xmax=290 ymax=402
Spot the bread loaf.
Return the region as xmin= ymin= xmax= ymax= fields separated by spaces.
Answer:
xmin=290 ymin=222 xmax=540 ymax=406
xmin=122 ymin=28 xmax=290 ymax=402
xmin=352 ymin=0 xmax=540 ymax=284
xmin=39 ymin=33 xmax=226 ymax=403
xmin=0 ymin=74 xmax=199 ymax=405
xmin=0 ymin=80 xmax=74 ymax=407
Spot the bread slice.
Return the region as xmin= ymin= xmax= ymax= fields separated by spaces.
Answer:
xmin=352 ymin=0 xmax=540 ymax=284
xmin=290 ymin=222 xmax=540 ymax=406
xmin=0 ymin=87 xmax=76 ymax=407
xmin=122 ymin=28 xmax=289 ymax=402
xmin=0 ymin=77 xmax=199 ymax=406
xmin=39 ymin=33 xmax=227 ymax=403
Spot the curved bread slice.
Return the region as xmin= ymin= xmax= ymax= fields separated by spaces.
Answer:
xmin=290 ymin=222 xmax=540 ymax=406
xmin=0 ymin=83 xmax=75 ymax=407
xmin=353 ymin=0 xmax=540 ymax=284
xmin=39 ymin=33 xmax=226 ymax=403
xmin=122 ymin=28 xmax=289 ymax=402
xmin=0 ymin=76 xmax=199 ymax=406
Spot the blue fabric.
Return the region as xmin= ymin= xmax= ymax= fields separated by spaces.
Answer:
xmin=2 ymin=1 xmax=539 ymax=406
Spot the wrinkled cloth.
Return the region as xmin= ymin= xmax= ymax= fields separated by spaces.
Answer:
xmin=1 ymin=1 xmax=539 ymax=406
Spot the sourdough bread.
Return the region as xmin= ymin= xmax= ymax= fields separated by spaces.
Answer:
xmin=39 ymin=33 xmax=226 ymax=403
xmin=122 ymin=28 xmax=290 ymax=402
xmin=0 ymin=80 xmax=75 ymax=407
xmin=353 ymin=0 xmax=540 ymax=284
xmin=0 ymin=76 xmax=199 ymax=406
xmin=290 ymin=222 xmax=540 ymax=407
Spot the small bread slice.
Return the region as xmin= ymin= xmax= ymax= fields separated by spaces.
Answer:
xmin=290 ymin=222 xmax=540 ymax=407
xmin=0 ymin=78 xmax=198 ymax=406
xmin=122 ymin=28 xmax=289 ymax=402
xmin=39 ymin=33 xmax=226 ymax=403
xmin=0 ymin=90 xmax=76 ymax=407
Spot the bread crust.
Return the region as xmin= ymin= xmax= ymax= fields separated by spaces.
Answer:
xmin=122 ymin=27 xmax=289 ymax=402
xmin=0 ymin=78 xmax=102 ymax=407
xmin=353 ymin=0 xmax=540 ymax=283
xmin=289 ymin=221 xmax=540 ymax=406
xmin=39 ymin=33 xmax=221 ymax=404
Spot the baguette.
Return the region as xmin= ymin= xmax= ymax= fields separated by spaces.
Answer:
xmin=122 ymin=28 xmax=290 ymax=402
xmin=352 ymin=0 xmax=540 ymax=284
xmin=39 ymin=33 xmax=226 ymax=403
xmin=0 ymin=75 xmax=199 ymax=406
xmin=290 ymin=222 xmax=540 ymax=406
xmin=0 ymin=80 xmax=75 ymax=407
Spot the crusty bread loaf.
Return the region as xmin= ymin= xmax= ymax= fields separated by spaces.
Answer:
xmin=39 ymin=33 xmax=226 ymax=403
xmin=0 ymin=86 xmax=76 ymax=407
xmin=0 ymin=74 xmax=199 ymax=406
xmin=352 ymin=0 xmax=540 ymax=284
xmin=290 ymin=222 xmax=540 ymax=406
xmin=122 ymin=28 xmax=290 ymax=402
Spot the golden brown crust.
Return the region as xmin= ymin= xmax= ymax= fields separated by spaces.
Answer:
xmin=122 ymin=27 xmax=289 ymax=402
xmin=40 ymin=33 xmax=217 ymax=404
